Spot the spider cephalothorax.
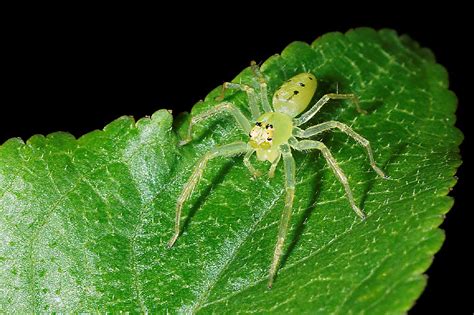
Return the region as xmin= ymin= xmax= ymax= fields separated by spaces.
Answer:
xmin=168 ymin=61 xmax=387 ymax=288
xmin=248 ymin=112 xmax=293 ymax=163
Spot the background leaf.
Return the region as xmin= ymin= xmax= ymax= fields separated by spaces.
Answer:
xmin=0 ymin=28 xmax=462 ymax=313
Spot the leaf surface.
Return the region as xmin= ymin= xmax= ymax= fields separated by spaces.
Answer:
xmin=0 ymin=28 xmax=462 ymax=314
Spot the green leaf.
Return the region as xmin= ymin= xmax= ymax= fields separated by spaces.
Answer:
xmin=0 ymin=28 xmax=462 ymax=313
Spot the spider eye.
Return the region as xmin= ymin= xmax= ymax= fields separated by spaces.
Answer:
xmin=255 ymin=122 xmax=262 ymax=127
xmin=267 ymin=124 xmax=273 ymax=129
xmin=267 ymin=137 xmax=272 ymax=141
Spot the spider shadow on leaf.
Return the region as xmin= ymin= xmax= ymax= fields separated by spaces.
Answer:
xmin=361 ymin=99 xmax=384 ymax=113
xmin=280 ymin=163 xmax=322 ymax=268
xmin=180 ymin=159 xmax=235 ymax=237
xmin=279 ymin=151 xmax=325 ymax=271
xmin=359 ymin=142 xmax=407 ymax=210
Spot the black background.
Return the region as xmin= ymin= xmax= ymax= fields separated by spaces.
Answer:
xmin=1 ymin=4 xmax=471 ymax=314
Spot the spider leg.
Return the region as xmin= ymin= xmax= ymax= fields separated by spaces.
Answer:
xmin=294 ymin=93 xmax=365 ymax=126
xmin=180 ymin=102 xmax=251 ymax=146
xmin=217 ymin=81 xmax=261 ymax=120
xmin=268 ymin=152 xmax=281 ymax=178
xmin=243 ymin=149 xmax=262 ymax=178
xmin=298 ymin=121 xmax=387 ymax=178
xmin=168 ymin=141 xmax=250 ymax=248
xmin=250 ymin=61 xmax=273 ymax=113
xmin=291 ymin=139 xmax=366 ymax=219
xmin=268 ymin=144 xmax=295 ymax=288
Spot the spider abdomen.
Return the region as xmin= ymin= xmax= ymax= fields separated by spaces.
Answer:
xmin=273 ymin=73 xmax=317 ymax=117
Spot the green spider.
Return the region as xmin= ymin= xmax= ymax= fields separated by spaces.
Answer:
xmin=168 ymin=61 xmax=387 ymax=288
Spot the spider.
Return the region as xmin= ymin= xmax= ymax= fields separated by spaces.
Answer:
xmin=167 ymin=61 xmax=387 ymax=288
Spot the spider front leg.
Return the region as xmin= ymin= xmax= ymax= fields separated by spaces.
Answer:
xmin=294 ymin=93 xmax=366 ymax=126
xmin=298 ymin=121 xmax=387 ymax=178
xmin=268 ymin=144 xmax=295 ymax=288
xmin=244 ymin=150 xmax=280 ymax=179
xmin=168 ymin=141 xmax=250 ymax=248
xmin=180 ymin=102 xmax=251 ymax=146
xmin=243 ymin=149 xmax=262 ymax=178
xmin=268 ymin=152 xmax=281 ymax=178
xmin=291 ymin=139 xmax=366 ymax=219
